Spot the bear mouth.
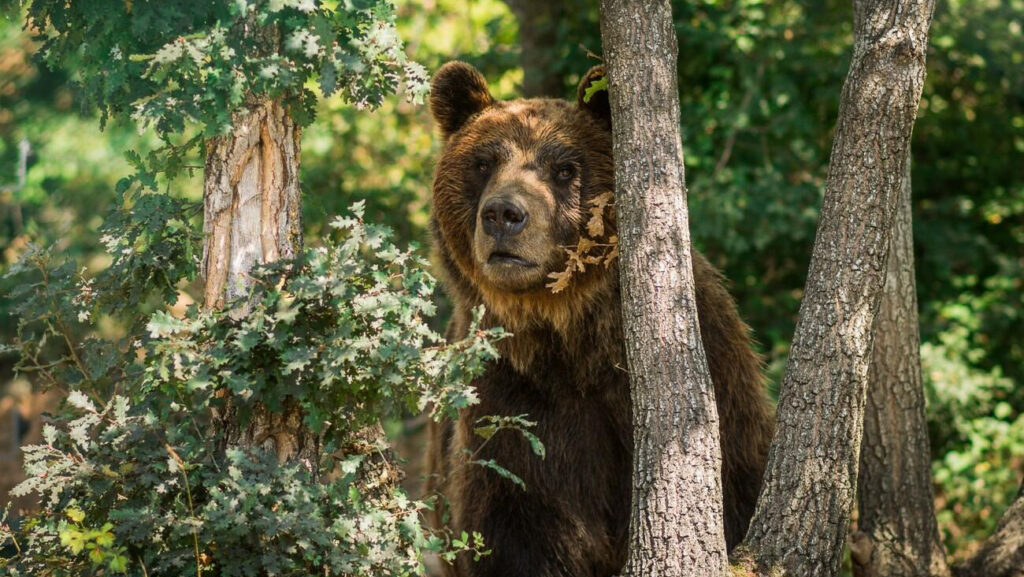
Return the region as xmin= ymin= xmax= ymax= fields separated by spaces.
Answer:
xmin=487 ymin=251 xmax=537 ymax=268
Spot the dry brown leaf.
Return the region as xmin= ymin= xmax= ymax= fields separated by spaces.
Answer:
xmin=546 ymin=269 xmax=573 ymax=293
xmin=547 ymin=194 xmax=620 ymax=293
xmin=586 ymin=192 xmax=614 ymax=238
xmin=604 ymin=244 xmax=619 ymax=267
xmin=576 ymin=237 xmax=596 ymax=254
xmin=587 ymin=212 xmax=605 ymax=238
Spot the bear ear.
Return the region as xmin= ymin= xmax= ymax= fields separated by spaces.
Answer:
xmin=430 ymin=62 xmax=495 ymax=139
xmin=577 ymin=65 xmax=611 ymax=125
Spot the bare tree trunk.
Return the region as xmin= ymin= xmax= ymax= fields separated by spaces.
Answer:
xmin=203 ymin=99 xmax=302 ymax=311
xmin=502 ymin=0 xmax=565 ymax=97
xmin=851 ymin=155 xmax=951 ymax=577
xmin=736 ymin=1 xmax=935 ymax=575
xmin=202 ymin=99 xmax=317 ymax=465
xmin=599 ymin=0 xmax=727 ymax=575
xmin=955 ymin=480 xmax=1024 ymax=577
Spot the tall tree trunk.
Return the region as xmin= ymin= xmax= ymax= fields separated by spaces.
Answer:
xmin=736 ymin=1 xmax=935 ymax=575
xmin=202 ymin=99 xmax=317 ymax=465
xmin=599 ymin=0 xmax=728 ymax=575
xmin=502 ymin=0 xmax=565 ymax=97
xmin=955 ymin=480 xmax=1024 ymax=577
xmin=851 ymin=155 xmax=951 ymax=577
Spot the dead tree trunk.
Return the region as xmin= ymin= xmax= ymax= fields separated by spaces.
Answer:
xmin=501 ymin=0 xmax=565 ymax=97
xmin=599 ymin=0 xmax=727 ymax=575
xmin=736 ymin=1 xmax=936 ymax=575
xmin=202 ymin=99 xmax=317 ymax=464
xmin=851 ymin=154 xmax=951 ymax=577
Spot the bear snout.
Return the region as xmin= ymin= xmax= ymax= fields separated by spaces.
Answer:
xmin=480 ymin=196 xmax=529 ymax=240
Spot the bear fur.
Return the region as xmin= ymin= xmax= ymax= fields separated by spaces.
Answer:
xmin=425 ymin=61 xmax=775 ymax=577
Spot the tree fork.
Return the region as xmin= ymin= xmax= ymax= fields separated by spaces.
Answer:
xmin=736 ymin=1 xmax=936 ymax=575
xmin=599 ymin=0 xmax=728 ymax=574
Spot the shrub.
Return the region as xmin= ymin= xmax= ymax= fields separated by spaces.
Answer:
xmin=1 ymin=203 xmax=503 ymax=576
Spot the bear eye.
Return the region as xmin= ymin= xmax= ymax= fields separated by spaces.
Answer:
xmin=554 ymin=164 xmax=576 ymax=183
xmin=475 ymin=160 xmax=491 ymax=175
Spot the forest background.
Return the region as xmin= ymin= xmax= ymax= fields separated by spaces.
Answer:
xmin=0 ymin=0 xmax=1021 ymax=567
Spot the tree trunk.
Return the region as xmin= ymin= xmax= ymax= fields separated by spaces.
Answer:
xmin=502 ymin=0 xmax=565 ymax=97
xmin=736 ymin=1 xmax=935 ymax=575
xmin=599 ymin=0 xmax=728 ymax=575
xmin=202 ymin=99 xmax=316 ymax=465
xmin=955 ymin=480 xmax=1024 ymax=577
xmin=203 ymin=99 xmax=302 ymax=311
xmin=851 ymin=154 xmax=951 ymax=577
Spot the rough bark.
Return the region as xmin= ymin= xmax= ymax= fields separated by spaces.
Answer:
xmin=955 ymin=480 xmax=1024 ymax=577
xmin=851 ymin=155 xmax=951 ymax=577
xmin=599 ymin=0 xmax=728 ymax=575
xmin=202 ymin=99 xmax=316 ymax=464
xmin=737 ymin=1 xmax=935 ymax=575
xmin=502 ymin=0 xmax=565 ymax=97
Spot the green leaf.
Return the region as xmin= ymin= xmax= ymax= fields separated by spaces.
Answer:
xmin=146 ymin=311 xmax=188 ymax=339
xmin=471 ymin=459 xmax=526 ymax=490
xmin=109 ymin=554 xmax=129 ymax=573
xmin=583 ymin=75 xmax=608 ymax=103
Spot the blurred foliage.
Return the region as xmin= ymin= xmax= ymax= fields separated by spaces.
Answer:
xmin=1 ymin=0 xmax=1022 ymax=565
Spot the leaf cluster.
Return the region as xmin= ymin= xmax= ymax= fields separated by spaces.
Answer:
xmin=546 ymin=191 xmax=618 ymax=293
xmin=1 ymin=205 xmax=504 ymax=576
xmin=23 ymin=0 xmax=429 ymax=137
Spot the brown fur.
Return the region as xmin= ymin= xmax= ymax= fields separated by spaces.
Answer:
xmin=425 ymin=62 xmax=775 ymax=577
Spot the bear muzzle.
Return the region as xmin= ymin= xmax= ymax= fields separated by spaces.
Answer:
xmin=481 ymin=196 xmax=529 ymax=240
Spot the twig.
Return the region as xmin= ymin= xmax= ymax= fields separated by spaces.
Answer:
xmin=166 ymin=445 xmax=203 ymax=577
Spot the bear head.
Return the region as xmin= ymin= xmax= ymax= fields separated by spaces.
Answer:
xmin=429 ymin=62 xmax=616 ymax=333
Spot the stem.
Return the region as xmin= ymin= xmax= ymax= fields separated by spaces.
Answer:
xmin=167 ymin=445 xmax=203 ymax=577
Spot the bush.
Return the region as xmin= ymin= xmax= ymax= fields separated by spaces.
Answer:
xmin=0 ymin=204 xmax=503 ymax=576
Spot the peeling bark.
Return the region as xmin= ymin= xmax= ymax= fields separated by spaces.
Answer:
xmin=202 ymin=99 xmax=302 ymax=313
xmin=852 ymin=155 xmax=951 ymax=577
xmin=600 ymin=0 xmax=728 ymax=575
xmin=202 ymin=99 xmax=316 ymax=465
xmin=738 ymin=1 xmax=936 ymax=575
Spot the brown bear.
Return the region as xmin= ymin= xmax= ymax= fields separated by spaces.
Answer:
xmin=425 ymin=61 xmax=774 ymax=577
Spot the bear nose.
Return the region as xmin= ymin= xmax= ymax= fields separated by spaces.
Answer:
xmin=481 ymin=198 xmax=528 ymax=238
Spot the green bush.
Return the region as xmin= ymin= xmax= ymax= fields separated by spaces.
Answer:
xmin=1 ymin=204 xmax=503 ymax=576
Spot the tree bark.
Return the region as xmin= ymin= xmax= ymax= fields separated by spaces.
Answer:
xmin=955 ymin=480 xmax=1024 ymax=577
xmin=736 ymin=1 xmax=935 ymax=575
xmin=851 ymin=155 xmax=951 ymax=577
xmin=502 ymin=0 xmax=565 ymax=97
xmin=599 ymin=0 xmax=728 ymax=575
xmin=202 ymin=99 xmax=317 ymax=465
xmin=203 ymin=99 xmax=302 ymax=312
